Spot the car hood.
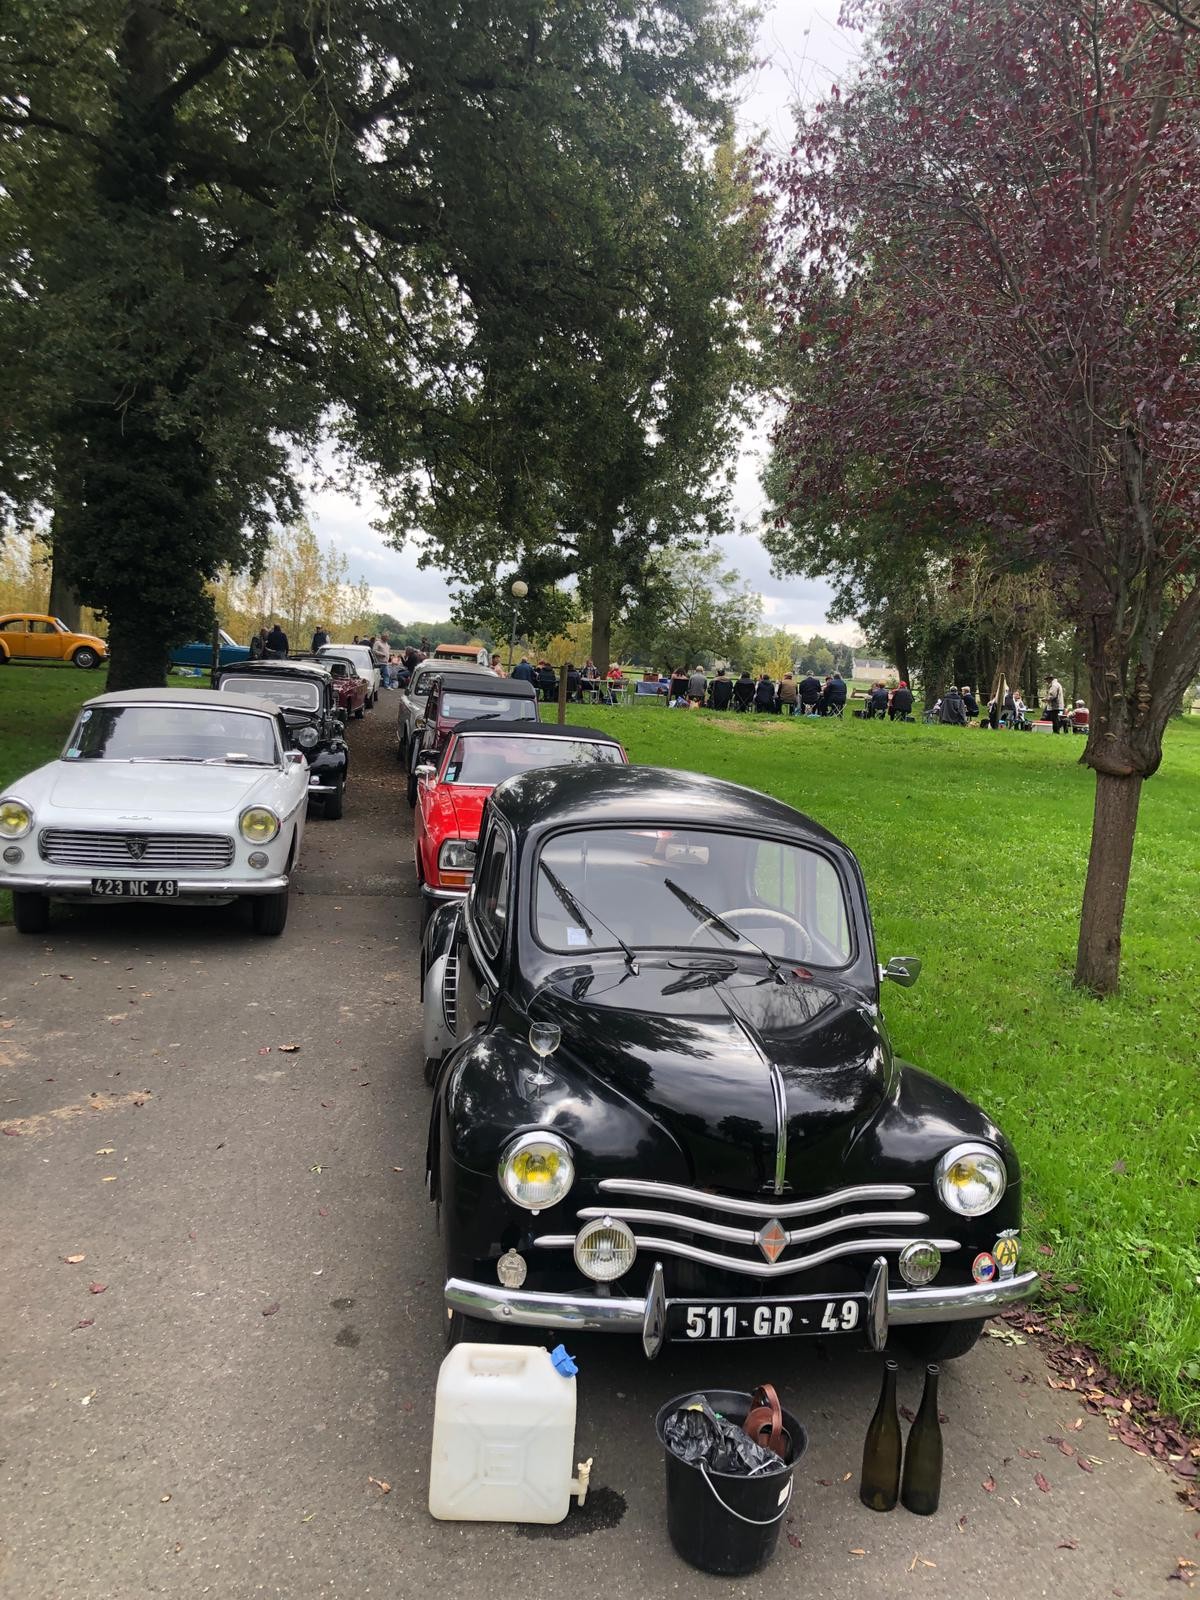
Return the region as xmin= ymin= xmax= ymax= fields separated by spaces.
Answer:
xmin=46 ymin=762 xmax=276 ymax=814
xmin=534 ymin=962 xmax=890 ymax=1195
xmin=437 ymin=785 xmax=490 ymax=838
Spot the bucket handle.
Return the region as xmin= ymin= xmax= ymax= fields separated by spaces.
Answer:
xmin=698 ymin=1463 xmax=793 ymax=1526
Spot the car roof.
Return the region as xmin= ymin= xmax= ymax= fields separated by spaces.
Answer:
xmin=84 ymin=687 xmax=282 ymax=715
xmin=432 ymin=673 xmax=537 ymax=697
xmin=451 ymin=718 xmax=621 ymax=743
xmin=217 ymin=660 xmax=330 ymax=680
xmin=489 ymin=763 xmax=845 ymax=848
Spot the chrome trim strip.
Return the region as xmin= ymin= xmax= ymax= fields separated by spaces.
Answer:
xmin=420 ymin=883 xmax=467 ymax=902
xmin=444 ymin=1268 xmax=1040 ymax=1337
xmin=886 ymin=1268 xmax=1040 ymax=1324
xmin=441 ymin=953 xmax=458 ymax=1036
xmin=866 ymin=1255 xmax=888 ymax=1351
xmin=597 ymin=1177 xmax=917 ymax=1218
xmin=0 ymin=874 xmax=288 ymax=896
xmin=534 ymin=1233 xmax=960 ymax=1278
xmin=575 ymin=1206 xmax=930 ymax=1248
xmin=768 ymin=1064 xmax=787 ymax=1196
xmin=445 ymin=1277 xmax=646 ymax=1332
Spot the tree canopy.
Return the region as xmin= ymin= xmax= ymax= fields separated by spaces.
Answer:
xmin=762 ymin=0 xmax=1200 ymax=992
xmin=0 ymin=0 xmax=752 ymax=686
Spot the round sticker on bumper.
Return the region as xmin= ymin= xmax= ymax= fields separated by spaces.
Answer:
xmin=972 ymin=1251 xmax=999 ymax=1284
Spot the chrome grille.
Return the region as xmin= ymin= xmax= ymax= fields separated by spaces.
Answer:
xmin=532 ymin=1176 xmax=958 ymax=1279
xmin=39 ymin=829 xmax=235 ymax=870
xmin=441 ymin=953 xmax=458 ymax=1035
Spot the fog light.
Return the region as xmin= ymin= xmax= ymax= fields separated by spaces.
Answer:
xmin=899 ymin=1241 xmax=942 ymax=1286
xmin=574 ymin=1216 xmax=636 ymax=1282
xmin=497 ymin=1249 xmax=527 ymax=1288
xmin=248 ymin=851 xmax=269 ymax=869
xmin=3 ymin=845 xmax=23 ymax=864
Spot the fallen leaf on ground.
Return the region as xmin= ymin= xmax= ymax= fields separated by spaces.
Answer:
xmin=1061 ymin=1283 xmax=1081 ymax=1294
xmin=1077 ymin=1456 xmax=1094 ymax=1473
xmin=88 ymin=1283 xmax=107 ymax=1294
xmin=1052 ymin=1438 xmax=1075 ymax=1457
xmin=278 ymin=1043 xmax=300 ymax=1053
xmin=318 ymin=1207 xmax=329 ymax=1217
xmin=73 ymin=1318 xmax=94 ymax=1330
xmin=368 ymin=1477 xmax=391 ymax=1494
xmin=816 ymin=1478 xmax=832 ymax=1487
xmin=786 ymin=1531 xmax=802 ymax=1548
xmin=95 ymin=1147 xmax=114 ymax=1155
xmin=258 ymin=1047 xmax=271 ymax=1055
xmin=900 ymin=1404 xmax=915 ymax=1423
xmin=101 ymin=1176 xmax=118 ymax=1183
xmin=300 ymin=1512 xmax=316 ymax=1524
xmin=841 ymin=1471 xmax=852 ymax=1482
xmin=262 ymin=1302 xmax=280 ymax=1317
xmin=2 ymin=1127 xmax=21 ymax=1136
xmin=1035 ymin=1473 xmax=1051 ymax=1493
xmin=849 ymin=1548 xmax=865 ymax=1557
xmin=1057 ymin=1538 xmax=1079 ymax=1550
xmin=80 ymin=1391 xmax=95 ymax=1405
xmin=161 ymin=1493 xmax=171 ymax=1503
xmin=63 ymin=1253 xmax=85 ymax=1264
xmin=1069 ymin=1418 xmax=1085 ymax=1431
xmin=1018 ymin=1448 xmax=1042 ymax=1459
xmin=310 ymin=1164 xmax=324 ymax=1174
xmin=982 ymin=1475 xmax=996 ymax=1492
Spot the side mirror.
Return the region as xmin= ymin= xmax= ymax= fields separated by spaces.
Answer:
xmin=416 ymin=761 xmax=437 ymax=780
xmin=881 ymin=955 xmax=921 ymax=988
xmin=285 ymin=750 xmax=305 ymax=767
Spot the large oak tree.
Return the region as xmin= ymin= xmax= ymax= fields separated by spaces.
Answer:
xmin=763 ymin=0 xmax=1200 ymax=993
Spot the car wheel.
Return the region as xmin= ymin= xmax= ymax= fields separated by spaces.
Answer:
xmin=407 ymin=769 xmax=418 ymax=807
xmin=353 ymin=704 xmax=365 ymax=720
xmin=896 ymin=1317 xmax=986 ymax=1362
xmin=323 ymin=778 xmax=345 ymax=821
xmin=11 ymin=892 xmax=50 ymax=934
xmin=250 ymin=887 xmax=290 ymax=936
xmin=72 ymin=646 xmax=100 ymax=669
xmin=397 ymin=731 xmax=408 ymax=763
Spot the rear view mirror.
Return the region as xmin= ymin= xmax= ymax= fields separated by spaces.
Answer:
xmin=881 ymin=955 xmax=921 ymax=987
xmin=416 ymin=762 xmax=437 ymax=779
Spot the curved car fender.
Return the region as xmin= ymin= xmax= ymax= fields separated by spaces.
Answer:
xmin=851 ymin=1060 xmax=1021 ymax=1179
xmin=423 ymin=953 xmax=454 ymax=1065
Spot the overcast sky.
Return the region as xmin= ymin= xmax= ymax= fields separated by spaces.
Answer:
xmin=308 ymin=3 xmax=864 ymax=640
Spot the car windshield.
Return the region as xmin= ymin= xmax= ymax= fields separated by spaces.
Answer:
xmin=534 ymin=827 xmax=853 ymax=965
xmin=321 ymin=645 xmax=371 ymax=671
xmin=444 ymin=735 xmax=623 ymax=786
xmin=439 ymin=691 xmax=535 ymax=721
xmin=63 ymin=705 xmax=279 ymax=766
xmin=219 ymin=676 xmax=321 ymax=711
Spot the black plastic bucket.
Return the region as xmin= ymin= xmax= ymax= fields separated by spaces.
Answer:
xmin=655 ymin=1390 xmax=808 ymax=1576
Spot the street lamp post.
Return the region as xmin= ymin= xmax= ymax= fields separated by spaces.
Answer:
xmin=507 ymin=579 xmax=528 ymax=672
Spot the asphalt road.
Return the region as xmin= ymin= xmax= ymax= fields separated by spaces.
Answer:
xmin=0 ymin=703 xmax=1193 ymax=1599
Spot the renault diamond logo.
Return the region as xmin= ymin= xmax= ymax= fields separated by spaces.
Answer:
xmin=125 ymin=835 xmax=149 ymax=861
xmin=757 ymin=1218 xmax=788 ymax=1264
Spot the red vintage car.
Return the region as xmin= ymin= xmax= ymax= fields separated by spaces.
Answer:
xmin=413 ymin=719 xmax=627 ymax=925
xmin=294 ymin=651 xmax=368 ymax=720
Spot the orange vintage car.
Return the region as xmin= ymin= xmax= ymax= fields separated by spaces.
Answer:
xmin=0 ymin=613 xmax=107 ymax=669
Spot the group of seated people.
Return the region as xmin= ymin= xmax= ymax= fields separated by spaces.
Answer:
xmin=925 ymin=684 xmax=1090 ymax=732
xmin=511 ymin=657 xmax=623 ymax=703
xmin=647 ymin=667 xmax=851 ymax=715
xmin=856 ymin=681 xmax=917 ymax=720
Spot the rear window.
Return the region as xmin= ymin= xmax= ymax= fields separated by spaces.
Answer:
xmin=444 ymin=735 xmax=624 ymax=785
xmin=440 ymin=692 xmax=536 ymax=721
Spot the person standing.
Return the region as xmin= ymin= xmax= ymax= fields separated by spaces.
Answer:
xmin=1045 ymin=674 xmax=1066 ymax=732
xmin=687 ymin=664 xmax=708 ymax=704
xmin=371 ymin=632 xmax=391 ymax=688
xmin=511 ymin=655 xmax=536 ymax=684
xmin=264 ymin=620 xmax=289 ymax=659
xmin=311 ymin=624 xmax=329 ymax=652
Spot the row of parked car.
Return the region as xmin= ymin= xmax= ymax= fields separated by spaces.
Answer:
xmin=391 ymin=659 xmax=1040 ymax=1360
xmin=0 ymin=647 xmax=378 ymax=936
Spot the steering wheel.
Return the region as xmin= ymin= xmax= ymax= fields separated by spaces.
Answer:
xmin=686 ymin=906 xmax=814 ymax=961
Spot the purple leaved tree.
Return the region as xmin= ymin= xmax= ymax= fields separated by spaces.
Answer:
xmin=763 ymin=0 xmax=1200 ymax=993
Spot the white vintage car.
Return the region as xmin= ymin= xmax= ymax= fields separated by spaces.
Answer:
xmin=0 ymin=688 xmax=310 ymax=937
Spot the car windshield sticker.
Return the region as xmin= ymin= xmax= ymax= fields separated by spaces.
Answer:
xmin=566 ymin=927 xmax=590 ymax=946
xmin=80 ymin=709 xmax=92 ymax=721
xmin=65 ymin=747 xmax=81 ymax=759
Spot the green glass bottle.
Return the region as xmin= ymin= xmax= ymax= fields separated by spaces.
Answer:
xmin=900 ymin=1364 xmax=943 ymax=1516
xmin=859 ymin=1357 xmax=902 ymax=1511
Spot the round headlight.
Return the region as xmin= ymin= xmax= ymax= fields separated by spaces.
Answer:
xmin=295 ymin=726 xmax=319 ymax=749
xmin=935 ymin=1143 xmax=1007 ymax=1217
xmin=574 ymin=1216 xmax=636 ymax=1282
xmin=498 ymin=1132 xmax=574 ymax=1211
xmin=239 ymin=807 xmax=280 ymax=844
xmin=0 ymin=799 xmax=33 ymax=839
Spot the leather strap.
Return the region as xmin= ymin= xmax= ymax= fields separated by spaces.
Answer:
xmin=744 ymin=1383 xmax=788 ymax=1459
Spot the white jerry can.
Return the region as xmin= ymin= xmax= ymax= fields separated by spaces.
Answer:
xmin=428 ymin=1343 xmax=593 ymax=1523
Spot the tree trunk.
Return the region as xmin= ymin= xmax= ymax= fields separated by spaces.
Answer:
xmin=890 ymin=626 xmax=910 ymax=687
xmin=1074 ymin=771 xmax=1142 ymax=995
xmin=590 ymin=578 xmax=615 ymax=676
xmin=104 ymin=608 xmax=170 ymax=691
xmin=47 ymin=559 xmax=82 ymax=632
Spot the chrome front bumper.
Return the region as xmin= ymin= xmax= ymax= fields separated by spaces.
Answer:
xmin=445 ymin=1266 xmax=1041 ymax=1359
xmin=0 ymin=874 xmax=289 ymax=898
xmin=420 ymin=882 xmax=467 ymax=903
xmin=307 ymin=779 xmax=338 ymax=794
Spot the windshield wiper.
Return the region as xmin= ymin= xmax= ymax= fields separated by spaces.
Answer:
xmin=203 ymin=755 xmax=272 ymax=765
xmin=538 ymin=860 xmax=639 ymax=975
xmin=663 ymin=877 xmax=786 ymax=983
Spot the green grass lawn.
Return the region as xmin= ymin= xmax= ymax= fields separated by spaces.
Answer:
xmin=551 ymin=700 xmax=1200 ymax=1426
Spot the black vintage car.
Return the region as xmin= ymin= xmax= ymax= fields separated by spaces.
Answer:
xmin=421 ymin=766 xmax=1038 ymax=1358
xmin=215 ymin=660 xmax=349 ymax=819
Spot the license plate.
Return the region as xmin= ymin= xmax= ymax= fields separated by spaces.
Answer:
xmin=671 ymin=1293 xmax=866 ymax=1342
xmin=89 ymin=879 xmax=178 ymax=898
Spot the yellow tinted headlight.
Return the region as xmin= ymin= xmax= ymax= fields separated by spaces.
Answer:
xmin=499 ymin=1133 xmax=574 ymax=1210
xmin=239 ymin=807 xmax=280 ymax=843
xmin=0 ymin=800 xmax=32 ymax=839
xmin=935 ymin=1144 xmax=1007 ymax=1217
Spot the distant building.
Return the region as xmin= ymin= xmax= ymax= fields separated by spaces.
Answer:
xmin=852 ymin=656 xmax=898 ymax=682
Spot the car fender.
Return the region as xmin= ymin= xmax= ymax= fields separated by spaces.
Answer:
xmin=423 ymin=952 xmax=454 ymax=1065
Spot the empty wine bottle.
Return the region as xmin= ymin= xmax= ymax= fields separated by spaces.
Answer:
xmin=900 ymin=1363 xmax=943 ymax=1516
xmin=859 ymin=1357 xmax=902 ymax=1511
